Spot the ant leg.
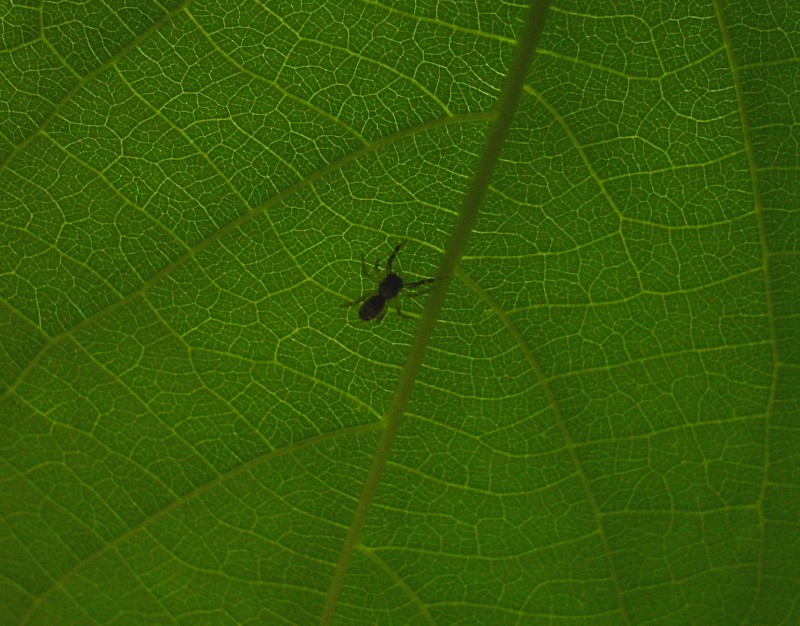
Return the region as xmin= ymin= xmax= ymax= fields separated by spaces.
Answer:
xmin=404 ymin=277 xmax=438 ymax=291
xmin=375 ymin=306 xmax=389 ymax=323
xmin=361 ymin=254 xmax=381 ymax=284
xmin=403 ymin=276 xmax=443 ymax=299
xmin=342 ymin=294 xmax=368 ymax=308
xmin=394 ymin=299 xmax=413 ymax=318
xmin=386 ymin=242 xmax=404 ymax=274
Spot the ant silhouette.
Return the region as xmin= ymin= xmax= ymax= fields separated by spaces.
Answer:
xmin=343 ymin=243 xmax=438 ymax=322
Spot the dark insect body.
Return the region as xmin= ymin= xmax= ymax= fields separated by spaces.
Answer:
xmin=343 ymin=243 xmax=437 ymax=322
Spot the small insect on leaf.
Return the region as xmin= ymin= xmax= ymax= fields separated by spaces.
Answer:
xmin=342 ymin=242 xmax=439 ymax=322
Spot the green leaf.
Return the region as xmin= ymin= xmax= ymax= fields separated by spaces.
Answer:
xmin=1 ymin=1 xmax=798 ymax=624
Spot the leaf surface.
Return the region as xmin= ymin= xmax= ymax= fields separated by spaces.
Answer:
xmin=1 ymin=1 xmax=798 ymax=624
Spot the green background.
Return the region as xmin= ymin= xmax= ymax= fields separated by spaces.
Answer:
xmin=1 ymin=1 xmax=798 ymax=624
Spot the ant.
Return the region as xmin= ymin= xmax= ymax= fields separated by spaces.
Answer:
xmin=343 ymin=242 xmax=438 ymax=322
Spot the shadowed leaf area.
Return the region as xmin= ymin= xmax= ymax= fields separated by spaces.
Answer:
xmin=1 ymin=1 xmax=798 ymax=624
